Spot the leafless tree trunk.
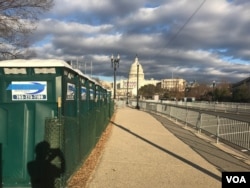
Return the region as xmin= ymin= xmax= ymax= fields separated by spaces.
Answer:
xmin=0 ymin=0 xmax=54 ymax=59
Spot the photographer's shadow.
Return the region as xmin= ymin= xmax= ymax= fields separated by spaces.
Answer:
xmin=27 ymin=141 xmax=65 ymax=188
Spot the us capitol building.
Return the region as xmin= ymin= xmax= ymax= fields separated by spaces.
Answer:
xmin=114 ymin=56 xmax=159 ymax=99
xmin=112 ymin=56 xmax=186 ymax=99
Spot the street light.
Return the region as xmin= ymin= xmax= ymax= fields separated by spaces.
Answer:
xmin=126 ymin=76 xmax=129 ymax=105
xmin=212 ymin=80 xmax=216 ymax=101
xmin=135 ymin=55 xmax=140 ymax=110
xmin=111 ymin=54 xmax=120 ymax=99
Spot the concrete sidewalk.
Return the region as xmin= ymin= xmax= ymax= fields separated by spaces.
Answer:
xmin=86 ymin=107 xmax=249 ymax=188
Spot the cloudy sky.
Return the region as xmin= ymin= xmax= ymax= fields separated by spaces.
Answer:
xmin=29 ymin=0 xmax=250 ymax=84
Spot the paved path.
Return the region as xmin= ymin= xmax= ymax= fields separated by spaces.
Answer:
xmin=86 ymin=107 xmax=249 ymax=188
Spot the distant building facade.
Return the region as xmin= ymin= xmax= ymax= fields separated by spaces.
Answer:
xmin=160 ymin=78 xmax=186 ymax=92
xmin=115 ymin=56 xmax=159 ymax=98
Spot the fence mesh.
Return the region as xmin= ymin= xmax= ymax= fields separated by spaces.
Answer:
xmin=44 ymin=101 xmax=114 ymax=187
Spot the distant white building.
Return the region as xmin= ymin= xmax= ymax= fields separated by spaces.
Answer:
xmin=112 ymin=56 xmax=187 ymax=99
xmin=115 ymin=56 xmax=159 ymax=98
xmin=160 ymin=78 xmax=186 ymax=92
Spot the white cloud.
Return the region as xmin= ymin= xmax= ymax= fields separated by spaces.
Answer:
xmin=27 ymin=0 xmax=250 ymax=83
xmin=37 ymin=19 xmax=113 ymax=35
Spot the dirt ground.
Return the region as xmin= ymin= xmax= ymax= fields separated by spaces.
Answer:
xmin=66 ymin=120 xmax=114 ymax=188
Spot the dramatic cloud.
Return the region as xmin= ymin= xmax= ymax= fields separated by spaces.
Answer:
xmin=29 ymin=0 xmax=250 ymax=83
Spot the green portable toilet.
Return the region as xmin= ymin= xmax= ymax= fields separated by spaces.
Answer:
xmin=0 ymin=59 xmax=114 ymax=188
xmin=0 ymin=59 xmax=72 ymax=187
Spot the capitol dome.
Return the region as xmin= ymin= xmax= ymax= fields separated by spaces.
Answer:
xmin=129 ymin=56 xmax=144 ymax=81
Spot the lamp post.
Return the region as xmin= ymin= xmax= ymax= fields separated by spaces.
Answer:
xmin=135 ymin=56 xmax=140 ymax=109
xmin=212 ymin=80 xmax=216 ymax=101
xmin=126 ymin=77 xmax=129 ymax=105
xmin=111 ymin=54 xmax=120 ymax=99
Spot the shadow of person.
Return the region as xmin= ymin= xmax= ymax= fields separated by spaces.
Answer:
xmin=27 ymin=141 xmax=65 ymax=188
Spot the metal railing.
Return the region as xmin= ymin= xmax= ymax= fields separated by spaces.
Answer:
xmin=159 ymin=100 xmax=250 ymax=114
xmin=131 ymin=100 xmax=250 ymax=151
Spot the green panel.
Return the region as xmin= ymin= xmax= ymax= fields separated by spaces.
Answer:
xmin=79 ymin=114 xmax=88 ymax=159
xmin=0 ymin=107 xmax=6 ymax=186
xmin=0 ymin=102 xmax=57 ymax=187
xmin=1 ymin=103 xmax=33 ymax=186
xmin=0 ymin=108 xmax=7 ymax=145
xmin=0 ymin=143 xmax=2 ymax=187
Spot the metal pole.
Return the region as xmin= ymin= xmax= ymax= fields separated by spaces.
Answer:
xmin=136 ymin=63 xmax=140 ymax=109
xmin=111 ymin=54 xmax=120 ymax=100
xmin=126 ymin=77 xmax=129 ymax=105
xmin=114 ymin=65 xmax=116 ymax=99
xmin=212 ymin=81 xmax=215 ymax=101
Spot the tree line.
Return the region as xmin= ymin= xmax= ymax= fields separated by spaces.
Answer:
xmin=138 ymin=82 xmax=250 ymax=102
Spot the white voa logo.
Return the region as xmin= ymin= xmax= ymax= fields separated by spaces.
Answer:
xmin=226 ymin=176 xmax=246 ymax=184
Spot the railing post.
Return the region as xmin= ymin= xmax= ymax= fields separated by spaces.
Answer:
xmin=248 ymin=123 xmax=250 ymax=150
xmin=185 ymin=109 xmax=188 ymax=127
xmin=197 ymin=113 xmax=202 ymax=134
xmin=216 ymin=116 xmax=220 ymax=144
xmin=169 ymin=105 xmax=172 ymax=119
xmin=160 ymin=104 xmax=164 ymax=116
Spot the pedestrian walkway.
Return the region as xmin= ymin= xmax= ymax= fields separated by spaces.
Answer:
xmin=86 ymin=107 xmax=250 ymax=188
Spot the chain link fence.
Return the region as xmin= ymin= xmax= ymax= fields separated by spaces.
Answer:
xmin=44 ymin=101 xmax=114 ymax=187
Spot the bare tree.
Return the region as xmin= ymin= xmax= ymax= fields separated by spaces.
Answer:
xmin=0 ymin=0 xmax=54 ymax=59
